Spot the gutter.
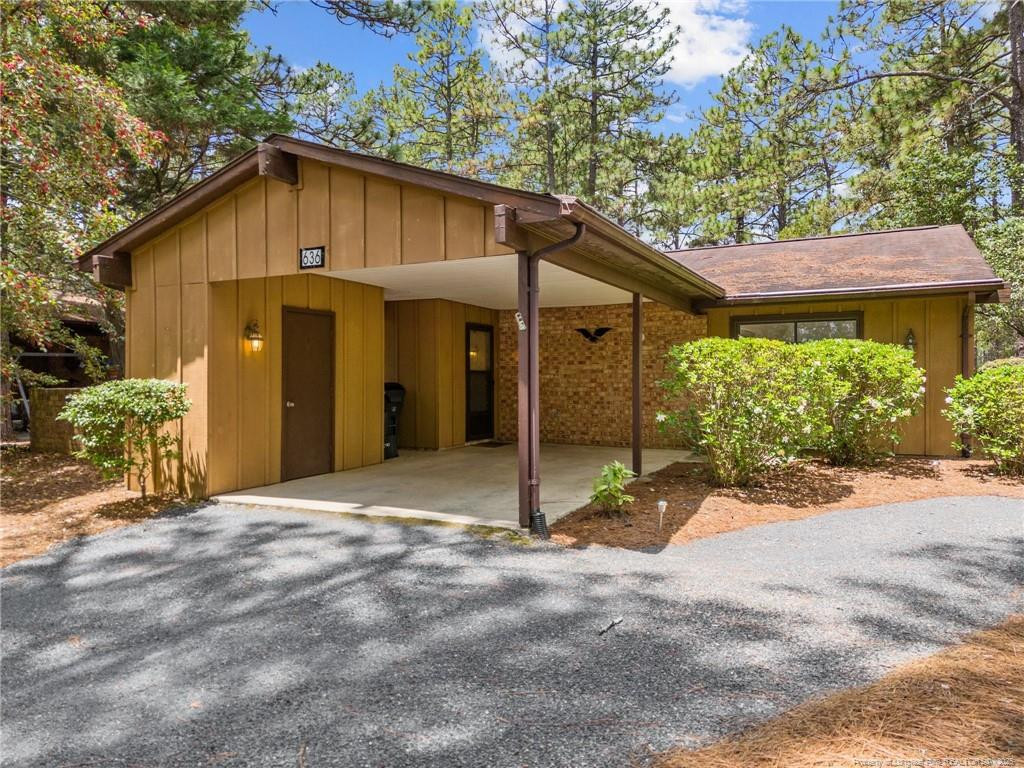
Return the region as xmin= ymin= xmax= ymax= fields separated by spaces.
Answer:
xmin=556 ymin=198 xmax=725 ymax=299
xmin=697 ymin=278 xmax=1006 ymax=308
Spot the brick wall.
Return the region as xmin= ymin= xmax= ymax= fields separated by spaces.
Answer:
xmin=495 ymin=303 xmax=707 ymax=447
xmin=29 ymin=387 xmax=78 ymax=454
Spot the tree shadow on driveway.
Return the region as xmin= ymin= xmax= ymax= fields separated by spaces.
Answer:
xmin=2 ymin=498 xmax=1021 ymax=767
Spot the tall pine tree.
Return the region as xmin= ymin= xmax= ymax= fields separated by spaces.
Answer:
xmin=369 ymin=0 xmax=509 ymax=177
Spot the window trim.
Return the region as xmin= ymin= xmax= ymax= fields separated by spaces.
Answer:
xmin=730 ymin=311 xmax=864 ymax=342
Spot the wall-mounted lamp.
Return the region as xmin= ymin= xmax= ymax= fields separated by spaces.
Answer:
xmin=904 ymin=328 xmax=916 ymax=352
xmin=244 ymin=321 xmax=264 ymax=353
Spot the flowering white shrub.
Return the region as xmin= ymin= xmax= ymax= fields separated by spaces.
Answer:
xmin=662 ymin=337 xmax=927 ymax=486
xmin=945 ymin=360 xmax=1024 ymax=475
xmin=661 ymin=337 xmax=832 ymax=486
xmin=800 ymin=339 xmax=925 ymax=465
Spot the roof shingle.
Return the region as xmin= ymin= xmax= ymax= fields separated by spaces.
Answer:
xmin=665 ymin=225 xmax=1002 ymax=302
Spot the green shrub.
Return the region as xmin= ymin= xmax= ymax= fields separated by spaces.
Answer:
xmin=661 ymin=337 xmax=830 ymax=487
xmin=944 ymin=364 xmax=1024 ymax=475
xmin=589 ymin=460 xmax=636 ymax=514
xmin=59 ymin=379 xmax=191 ymax=498
xmin=801 ymin=339 xmax=925 ymax=465
xmin=978 ymin=357 xmax=1024 ymax=372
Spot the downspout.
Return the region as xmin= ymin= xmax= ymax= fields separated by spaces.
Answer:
xmin=533 ymin=221 xmax=586 ymax=261
xmin=960 ymin=292 xmax=976 ymax=457
xmin=524 ymin=221 xmax=586 ymax=537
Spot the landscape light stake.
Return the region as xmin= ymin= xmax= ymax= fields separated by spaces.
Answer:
xmin=657 ymin=499 xmax=667 ymax=532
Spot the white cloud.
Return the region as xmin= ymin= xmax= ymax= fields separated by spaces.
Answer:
xmin=476 ymin=0 xmax=751 ymax=89
xmin=661 ymin=0 xmax=753 ymax=87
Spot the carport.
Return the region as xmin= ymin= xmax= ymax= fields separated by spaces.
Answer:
xmin=80 ymin=134 xmax=721 ymax=533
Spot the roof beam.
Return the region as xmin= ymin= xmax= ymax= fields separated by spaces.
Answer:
xmin=92 ymin=252 xmax=132 ymax=289
xmin=257 ymin=143 xmax=298 ymax=185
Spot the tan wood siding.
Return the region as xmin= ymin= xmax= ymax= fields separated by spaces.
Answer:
xmin=386 ymin=298 xmax=498 ymax=450
xmin=206 ymin=197 xmax=236 ymax=282
xmin=137 ymin=160 xmax=509 ymax=284
xmin=401 ymin=187 xmax=444 ymax=264
xmin=235 ymin=180 xmax=267 ymax=280
xmin=329 ymin=167 xmax=365 ymax=270
xmin=119 ymin=157 xmax=527 ymax=497
xmin=179 ymin=217 xmax=206 ymax=284
xmin=365 ymin=178 xmax=402 ymax=267
xmin=445 ymin=198 xmax=485 ymax=260
xmin=705 ymin=295 xmax=968 ymax=457
xmin=127 ymin=241 xmax=384 ymax=496
xmin=180 ymin=282 xmax=208 ymax=496
xmin=266 ymin=178 xmax=297 ymax=276
xmin=207 ymin=280 xmax=239 ymax=494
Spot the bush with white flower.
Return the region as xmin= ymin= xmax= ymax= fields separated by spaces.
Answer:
xmin=944 ymin=359 xmax=1024 ymax=475
xmin=800 ymin=339 xmax=925 ymax=465
xmin=662 ymin=337 xmax=832 ymax=486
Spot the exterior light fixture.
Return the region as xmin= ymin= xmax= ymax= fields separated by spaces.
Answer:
xmin=904 ymin=328 xmax=916 ymax=352
xmin=657 ymin=499 xmax=667 ymax=532
xmin=244 ymin=321 xmax=264 ymax=353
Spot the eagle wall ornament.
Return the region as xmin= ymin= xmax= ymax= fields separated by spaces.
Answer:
xmin=575 ymin=327 xmax=614 ymax=343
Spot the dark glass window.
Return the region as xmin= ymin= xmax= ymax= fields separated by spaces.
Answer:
xmin=736 ymin=316 xmax=859 ymax=343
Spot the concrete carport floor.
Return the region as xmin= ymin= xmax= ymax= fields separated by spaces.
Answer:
xmin=215 ymin=443 xmax=699 ymax=528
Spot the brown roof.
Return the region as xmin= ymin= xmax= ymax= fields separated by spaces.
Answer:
xmin=666 ymin=225 xmax=1004 ymax=305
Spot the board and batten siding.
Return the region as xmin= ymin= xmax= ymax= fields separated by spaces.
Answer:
xmin=705 ymin=295 xmax=971 ymax=457
xmin=126 ymin=158 xmax=514 ymax=495
xmin=385 ymin=299 xmax=499 ymax=450
xmin=193 ymin=159 xmax=513 ymax=283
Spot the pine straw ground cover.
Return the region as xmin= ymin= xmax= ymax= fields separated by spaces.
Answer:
xmin=551 ymin=458 xmax=1024 ymax=550
xmin=655 ymin=615 xmax=1024 ymax=767
xmin=0 ymin=446 xmax=174 ymax=567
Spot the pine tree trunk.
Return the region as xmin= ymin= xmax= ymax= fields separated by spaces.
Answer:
xmin=1009 ymin=0 xmax=1024 ymax=212
xmin=587 ymin=39 xmax=599 ymax=198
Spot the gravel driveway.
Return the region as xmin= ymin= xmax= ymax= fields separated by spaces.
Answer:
xmin=3 ymin=496 xmax=1021 ymax=767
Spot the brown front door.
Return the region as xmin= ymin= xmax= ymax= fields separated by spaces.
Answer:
xmin=466 ymin=323 xmax=494 ymax=442
xmin=282 ymin=308 xmax=334 ymax=481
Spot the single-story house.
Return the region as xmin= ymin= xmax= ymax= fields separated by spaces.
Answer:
xmin=79 ymin=134 xmax=1005 ymax=531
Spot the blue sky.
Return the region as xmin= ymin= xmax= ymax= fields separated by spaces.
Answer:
xmin=244 ymin=1 xmax=840 ymax=134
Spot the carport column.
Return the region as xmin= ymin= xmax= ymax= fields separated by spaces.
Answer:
xmin=632 ymin=292 xmax=643 ymax=476
xmin=516 ymin=250 xmax=543 ymax=532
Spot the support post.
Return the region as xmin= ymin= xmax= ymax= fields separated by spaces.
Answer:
xmin=528 ymin=252 xmax=542 ymax=531
xmin=516 ymin=249 xmax=545 ymax=534
xmin=514 ymin=222 xmax=584 ymax=536
xmin=517 ymin=252 xmax=531 ymax=528
xmin=632 ymin=292 xmax=643 ymax=476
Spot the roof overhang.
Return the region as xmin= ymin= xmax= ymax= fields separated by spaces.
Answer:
xmin=694 ymin=278 xmax=1006 ymax=310
xmin=493 ymin=200 xmax=724 ymax=311
xmin=78 ymin=143 xmax=301 ymax=287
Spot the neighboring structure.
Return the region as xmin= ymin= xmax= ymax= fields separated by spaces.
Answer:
xmin=79 ymin=135 xmax=1005 ymax=529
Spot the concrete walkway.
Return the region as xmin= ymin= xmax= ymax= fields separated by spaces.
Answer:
xmin=2 ymin=495 xmax=1021 ymax=767
xmin=215 ymin=442 xmax=697 ymax=527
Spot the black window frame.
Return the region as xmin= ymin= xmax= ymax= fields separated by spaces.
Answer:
xmin=730 ymin=311 xmax=864 ymax=343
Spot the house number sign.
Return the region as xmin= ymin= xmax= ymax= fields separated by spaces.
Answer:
xmin=299 ymin=246 xmax=326 ymax=270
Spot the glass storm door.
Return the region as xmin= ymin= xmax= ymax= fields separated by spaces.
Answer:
xmin=466 ymin=324 xmax=494 ymax=441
